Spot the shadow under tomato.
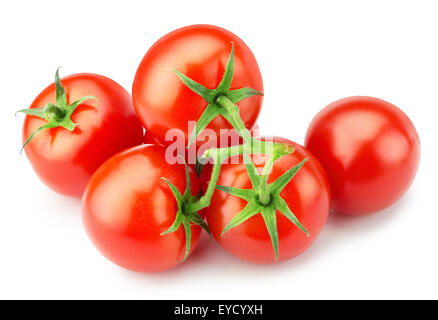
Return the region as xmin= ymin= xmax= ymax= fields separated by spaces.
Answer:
xmin=200 ymin=189 xmax=414 ymax=274
xmin=117 ymin=190 xmax=414 ymax=281
xmin=283 ymin=190 xmax=414 ymax=267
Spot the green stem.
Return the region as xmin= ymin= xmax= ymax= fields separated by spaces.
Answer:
xmin=203 ymin=138 xmax=294 ymax=164
xmin=189 ymin=95 xmax=295 ymax=212
xmin=185 ymin=94 xmax=257 ymax=213
xmin=186 ymin=157 xmax=222 ymax=213
xmin=258 ymin=155 xmax=274 ymax=205
xmin=257 ymin=142 xmax=296 ymax=205
xmin=43 ymin=103 xmax=66 ymax=120
xmin=216 ymin=95 xmax=253 ymax=144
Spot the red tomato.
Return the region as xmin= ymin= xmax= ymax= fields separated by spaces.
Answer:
xmin=133 ymin=24 xmax=263 ymax=149
xmin=22 ymin=73 xmax=144 ymax=197
xmin=305 ymin=96 xmax=420 ymax=215
xmin=82 ymin=144 xmax=203 ymax=273
xmin=202 ymin=138 xmax=330 ymax=263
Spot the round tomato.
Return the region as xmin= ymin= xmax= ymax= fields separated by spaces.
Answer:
xmin=305 ymin=96 xmax=420 ymax=215
xmin=133 ymin=24 xmax=263 ymax=150
xmin=22 ymin=73 xmax=144 ymax=198
xmin=202 ymin=137 xmax=330 ymax=263
xmin=82 ymin=144 xmax=203 ymax=273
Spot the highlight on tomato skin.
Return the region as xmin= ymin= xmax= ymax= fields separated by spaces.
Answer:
xmin=21 ymin=73 xmax=144 ymax=198
xmin=132 ymin=24 xmax=264 ymax=150
xmin=305 ymin=96 xmax=420 ymax=216
xmin=81 ymin=144 xmax=204 ymax=273
xmin=201 ymin=137 xmax=331 ymax=264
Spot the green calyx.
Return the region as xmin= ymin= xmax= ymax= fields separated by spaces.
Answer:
xmin=16 ymin=68 xmax=97 ymax=152
xmin=217 ymin=154 xmax=310 ymax=261
xmin=161 ymin=157 xmax=211 ymax=262
xmin=173 ymin=42 xmax=263 ymax=148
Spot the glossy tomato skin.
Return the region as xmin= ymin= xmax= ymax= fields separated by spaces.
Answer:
xmin=202 ymin=137 xmax=330 ymax=264
xmin=23 ymin=73 xmax=144 ymax=198
xmin=133 ymin=24 xmax=263 ymax=149
xmin=305 ymin=96 xmax=420 ymax=215
xmin=82 ymin=144 xmax=202 ymax=273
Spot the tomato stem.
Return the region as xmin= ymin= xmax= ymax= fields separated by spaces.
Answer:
xmin=16 ymin=68 xmax=98 ymax=152
xmin=186 ymin=158 xmax=222 ymax=213
xmin=188 ymin=96 xmax=295 ymax=212
xmin=215 ymin=95 xmax=253 ymax=144
xmin=161 ymin=158 xmax=212 ymax=262
xmin=258 ymin=156 xmax=274 ymax=205
xmin=43 ymin=103 xmax=66 ymax=120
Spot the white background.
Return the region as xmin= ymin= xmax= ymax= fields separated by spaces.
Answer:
xmin=1 ymin=0 xmax=437 ymax=299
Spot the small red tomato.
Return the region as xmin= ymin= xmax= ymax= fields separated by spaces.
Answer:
xmin=21 ymin=72 xmax=144 ymax=197
xmin=82 ymin=144 xmax=203 ymax=273
xmin=202 ymin=137 xmax=330 ymax=263
xmin=305 ymin=96 xmax=420 ymax=215
xmin=133 ymin=24 xmax=263 ymax=148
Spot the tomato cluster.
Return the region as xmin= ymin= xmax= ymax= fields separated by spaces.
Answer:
xmin=18 ymin=25 xmax=420 ymax=273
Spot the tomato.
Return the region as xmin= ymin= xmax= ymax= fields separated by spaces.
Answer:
xmin=22 ymin=73 xmax=143 ymax=198
xmin=202 ymin=137 xmax=330 ymax=263
xmin=132 ymin=24 xmax=263 ymax=151
xmin=82 ymin=144 xmax=203 ymax=273
xmin=305 ymin=96 xmax=420 ymax=215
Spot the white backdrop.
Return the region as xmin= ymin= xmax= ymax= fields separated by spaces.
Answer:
xmin=1 ymin=0 xmax=437 ymax=299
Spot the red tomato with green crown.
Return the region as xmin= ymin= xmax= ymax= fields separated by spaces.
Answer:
xmin=82 ymin=144 xmax=206 ymax=273
xmin=201 ymin=137 xmax=330 ymax=263
xmin=133 ymin=24 xmax=263 ymax=151
xmin=19 ymin=70 xmax=144 ymax=198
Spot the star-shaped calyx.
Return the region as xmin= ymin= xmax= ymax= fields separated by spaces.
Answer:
xmin=161 ymin=157 xmax=211 ymax=262
xmin=216 ymin=153 xmax=310 ymax=261
xmin=173 ymin=42 xmax=263 ymax=147
xmin=16 ymin=68 xmax=97 ymax=152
